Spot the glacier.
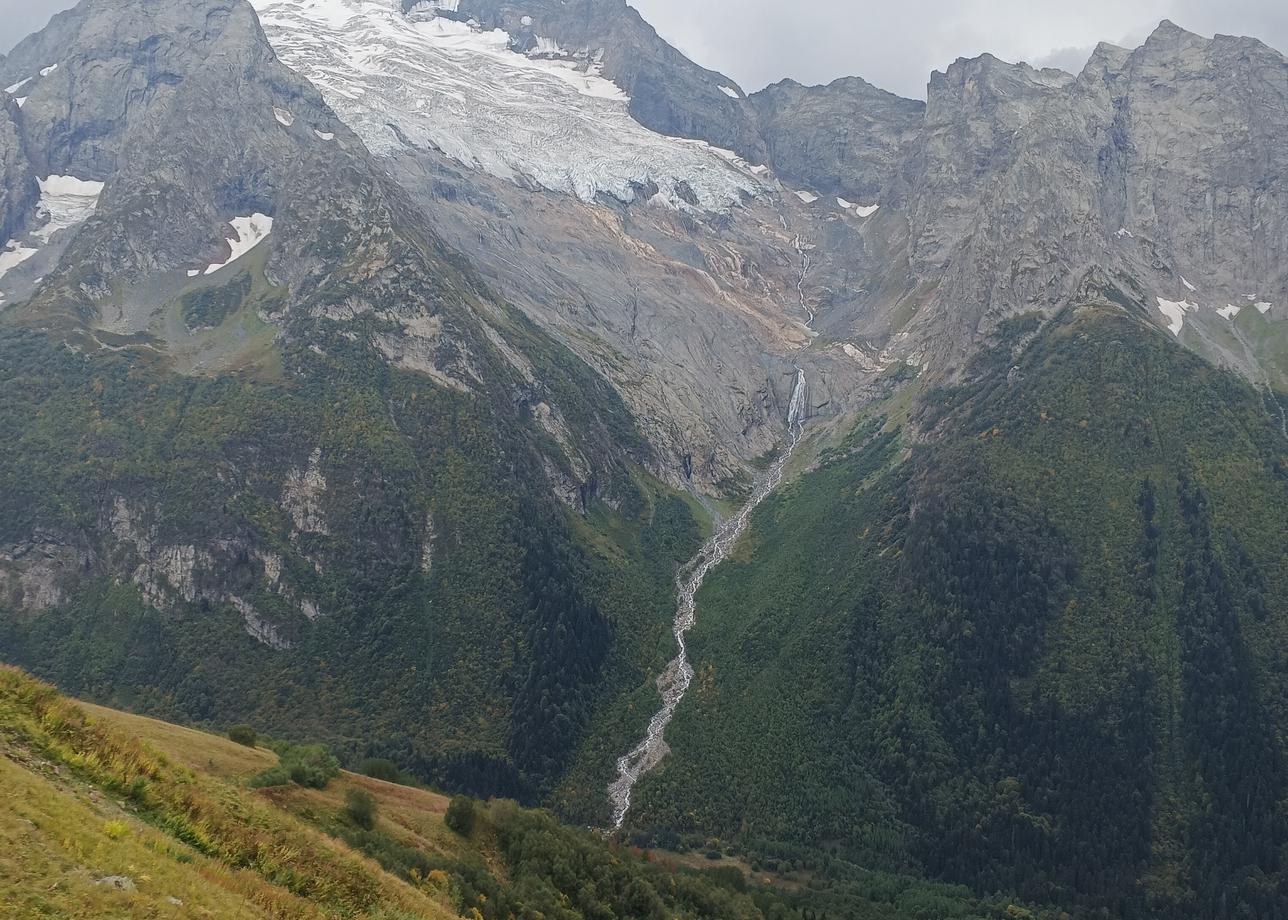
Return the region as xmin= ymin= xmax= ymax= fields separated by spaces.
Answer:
xmin=248 ymin=0 xmax=767 ymax=210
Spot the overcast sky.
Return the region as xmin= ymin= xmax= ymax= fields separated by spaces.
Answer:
xmin=4 ymin=0 xmax=1287 ymax=99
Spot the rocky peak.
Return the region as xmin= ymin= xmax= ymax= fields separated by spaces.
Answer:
xmin=749 ymin=75 xmax=924 ymax=201
xmin=928 ymin=53 xmax=1074 ymax=121
xmin=0 ymin=0 xmax=253 ymax=180
xmin=1140 ymin=18 xmax=1207 ymax=53
xmin=1078 ymin=41 xmax=1132 ymax=85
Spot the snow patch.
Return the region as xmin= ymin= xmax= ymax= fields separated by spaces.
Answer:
xmin=719 ymin=85 xmax=740 ymax=99
xmin=273 ymin=105 xmax=295 ymax=126
xmin=0 ymin=175 xmax=104 ymax=279
xmin=35 ymin=175 xmax=105 ymax=242
xmin=187 ymin=269 xmax=200 ymax=277
xmin=248 ymin=0 xmax=763 ymax=210
xmin=837 ymin=197 xmax=854 ymax=209
xmin=204 ymin=213 xmax=273 ymax=275
xmin=795 ymin=190 xmax=819 ymax=204
xmin=39 ymin=63 xmax=58 ymax=77
xmin=15 ymin=98 xmax=27 ymax=109
xmin=1155 ymin=297 xmax=1196 ymax=336
xmin=1180 ymin=276 xmax=1196 ymax=292
xmin=4 ymin=78 xmax=30 ymax=94
xmin=854 ymin=203 xmax=880 ymax=217
xmin=314 ymin=128 xmax=335 ymax=140
xmin=0 ymin=241 xmax=38 ymax=279
xmin=1256 ymin=301 xmax=1273 ymax=314
xmin=1115 ymin=227 xmax=1133 ymax=238
xmin=520 ymin=15 xmax=533 ymax=26
xmin=1217 ymin=304 xmax=1241 ymax=320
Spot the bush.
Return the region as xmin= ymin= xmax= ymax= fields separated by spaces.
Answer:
xmin=358 ymin=757 xmax=406 ymax=784
xmin=345 ymin=788 xmax=377 ymax=830
xmin=228 ymin=725 xmax=258 ymax=747
xmin=248 ymin=765 xmax=292 ymax=789
xmin=444 ymin=796 xmax=475 ymax=836
xmin=249 ymin=742 xmax=340 ymax=789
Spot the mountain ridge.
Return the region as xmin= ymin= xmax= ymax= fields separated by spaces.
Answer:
xmin=0 ymin=2 xmax=1286 ymax=917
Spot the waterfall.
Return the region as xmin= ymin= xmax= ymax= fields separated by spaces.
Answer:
xmin=605 ymin=222 xmax=815 ymax=831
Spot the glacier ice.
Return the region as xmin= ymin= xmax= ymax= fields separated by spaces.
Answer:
xmin=248 ymin=0 xmax=766 ymax=210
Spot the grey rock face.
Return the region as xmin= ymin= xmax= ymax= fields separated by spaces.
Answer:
xmin=0 ymin=98 xmax=37 ymax=245
xmin=8 ymin=0 xmax=357 ymax=296
xmin=384 ymin=146 xmax=879 ymax=489
xmin=843 ymin=22 xmax=1288 ymax=388
xmin=1105 ymin=22 xmax=1288 ymax=294
xmin=0 ymin=0 xmax=253 ymax=181
xmin=749 ymin=77 xmax=925 ymax=202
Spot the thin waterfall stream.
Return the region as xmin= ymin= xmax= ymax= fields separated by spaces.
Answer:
xmin=606 ymin=229 xmax=815 ymax=831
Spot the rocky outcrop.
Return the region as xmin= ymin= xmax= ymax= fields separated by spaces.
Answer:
xmin=0 ymin=98 xmax=37 ymax=249
xmin=841 ymin=22 xmax=1288 ymax=387
xmin=749 ymin=76 xmax=925 ymax=201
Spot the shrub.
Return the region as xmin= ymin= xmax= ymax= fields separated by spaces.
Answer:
xmin=103 ymin=820 xmax=130 ymax=840
xmin=248 ymin=765 xmax=293 ymax=788
xmin=444 ymin=796 xmax=475 ymax=836
xmin=249 ymin=742 xmax=340 ymax=789
xmin=345 ymin=788 xmax=377 ymax=830
xmin=358 ymin=757 xmax=406 ymax=784
xmin=228 ymin=725 xmax=258 ymax=747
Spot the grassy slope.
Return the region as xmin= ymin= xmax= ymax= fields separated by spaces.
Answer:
xmin=0 ymin=667 xmax=457 ymax=920
xmin=630 ymin=304 xmax=1288 ymax=917
xmin=2 ymin=668 xmax=1061 ymax=920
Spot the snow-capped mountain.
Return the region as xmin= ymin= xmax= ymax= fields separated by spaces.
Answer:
xmin=249 ymin=0 xmax=766 ymax=209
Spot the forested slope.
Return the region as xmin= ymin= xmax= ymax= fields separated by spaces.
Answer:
xmin=631 ymin=303 xmax=1288 ymax=918
xmin=0 ymin=307 xmax=701 ymax=803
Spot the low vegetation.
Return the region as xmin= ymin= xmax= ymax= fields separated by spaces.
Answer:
xmin=1 ymin=666 xmax=1055 ymax=919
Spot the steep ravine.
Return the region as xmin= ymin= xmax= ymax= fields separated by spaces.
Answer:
xmin=606 ymin=229 xmax=816 ymax=829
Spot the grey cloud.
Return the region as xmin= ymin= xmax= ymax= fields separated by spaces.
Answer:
xmin=629 ymin=0 xmax=1288 ymax=99
xmin=1032 ymin=46 xmax=1097 ymax=74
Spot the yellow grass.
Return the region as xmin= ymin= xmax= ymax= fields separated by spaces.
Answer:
xmin=0 ymin=667 xmax=457 ymax=920
xmin=77 ymin=701 xmax=277 ymax=779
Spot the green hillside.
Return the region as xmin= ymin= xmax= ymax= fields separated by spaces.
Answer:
xmin=0 ymin=301 xmax=698 ymax=805
xmin=629 ymin=304 xmax=1288 ymax=918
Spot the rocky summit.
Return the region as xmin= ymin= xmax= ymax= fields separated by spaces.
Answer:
xmin=1 ymin=3 xmax=1286 ymax=919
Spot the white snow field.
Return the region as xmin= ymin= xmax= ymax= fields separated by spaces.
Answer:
xmin=0 ymin=175 xmax=104 ymax=281
xmin=248 ymin=0 xmax=766 ymax=210
xmin=1156 ymin=297 xmax=1196 ymax=336
xmin=204 ymin=214 xmax=274 ymax=275
xmin=34 ymin=176 xmax=105 ymax=242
